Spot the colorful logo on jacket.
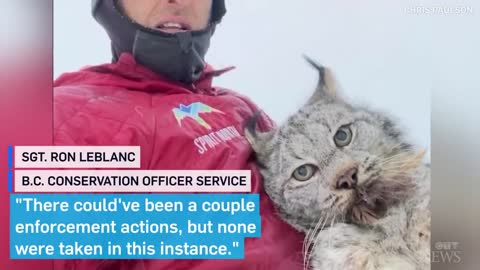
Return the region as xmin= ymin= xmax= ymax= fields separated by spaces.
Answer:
xmin=172 ymin=102 xmax=224 ymax=130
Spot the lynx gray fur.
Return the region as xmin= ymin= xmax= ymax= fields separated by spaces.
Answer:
xmin=245 ymin=58 xmax=430 ymax=270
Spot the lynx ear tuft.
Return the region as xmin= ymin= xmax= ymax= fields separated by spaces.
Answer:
xmin=303 ymin=55 xmax=340 ymax=104
xmin=244 ymin=111 xmax=262 ymax=147
xmin=244 ymin=111 xmax=275 ymax=154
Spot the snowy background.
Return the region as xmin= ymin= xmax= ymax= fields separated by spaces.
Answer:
xmin=53 ymin=0 xmax=442 ymax=158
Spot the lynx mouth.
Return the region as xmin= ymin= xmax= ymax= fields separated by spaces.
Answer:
xmin=347 ymin=177 xmax=415 ymax=225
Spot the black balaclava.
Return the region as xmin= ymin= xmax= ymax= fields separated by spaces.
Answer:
xmin=91 ymin=0 xmax=226 ymax=84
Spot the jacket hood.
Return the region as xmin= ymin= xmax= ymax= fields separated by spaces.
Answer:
xmin=91 ymin=0 xmax=227 ymax=84
xmin=54 ymin=53 xmax=234 ymax=95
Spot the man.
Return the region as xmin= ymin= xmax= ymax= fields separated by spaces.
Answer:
xmin=53 ymin=0 xmax=303 ymax=270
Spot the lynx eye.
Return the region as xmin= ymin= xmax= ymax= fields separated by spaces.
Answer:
xmin=334 ymin=125 xmax=353 ymax=147
xmin=292 ymin=164 xmax=317 ymax=181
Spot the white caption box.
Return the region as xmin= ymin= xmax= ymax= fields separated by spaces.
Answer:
xmin=14 ymin=146 xmax=140 ymax=168
xmin=14 ymin=170 xmax=251 ymax=193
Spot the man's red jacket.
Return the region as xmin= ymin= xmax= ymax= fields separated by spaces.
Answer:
xmin=40 ymin=53 xmax=303 ymax=270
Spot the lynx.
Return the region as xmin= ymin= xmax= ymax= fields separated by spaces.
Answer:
xmin=246 ymin=58 xmax=430 ymax=270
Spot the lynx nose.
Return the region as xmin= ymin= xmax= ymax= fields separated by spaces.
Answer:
xmin=335 ymin=167 xmax=358 ymax=190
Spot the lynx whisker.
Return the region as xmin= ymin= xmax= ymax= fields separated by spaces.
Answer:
xmin=303 ymin=215 xmax=324 ymax=269
xmin=307 ymin=210 xmax=332 ymax=269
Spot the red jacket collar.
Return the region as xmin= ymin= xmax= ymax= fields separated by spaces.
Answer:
xmin=54 ymin=53 xmax=234 ymax=95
